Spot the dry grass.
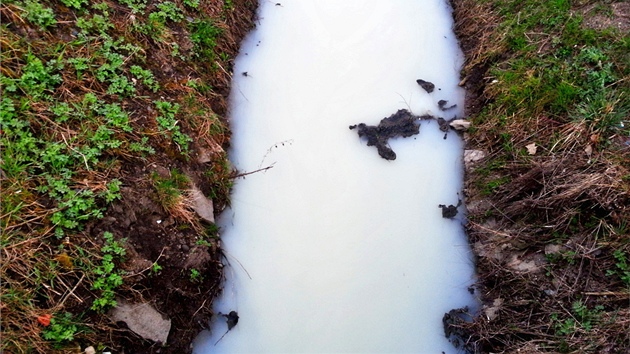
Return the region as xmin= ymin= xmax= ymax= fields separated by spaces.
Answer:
xmin=451 ymin=0 xmax=505 ymax=74
xmin=451 ymin=0 xmax=630 ymax=352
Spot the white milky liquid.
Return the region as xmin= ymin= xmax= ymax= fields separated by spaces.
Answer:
xmin=195 ymin=1 xmax=476 ymax=353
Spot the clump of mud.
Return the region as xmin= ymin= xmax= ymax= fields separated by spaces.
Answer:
xmin=349 ymin=109 xmax=427 ymax=160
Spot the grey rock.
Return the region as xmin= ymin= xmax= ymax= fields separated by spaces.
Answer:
xmin=463 ymin=150 xmax=486 ymax=166
xmin=110 ymin=300 xmax=171 ymax=343
xmin=190 ymin=185 xmax=215 ymax=223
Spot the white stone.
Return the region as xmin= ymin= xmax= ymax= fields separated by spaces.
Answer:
xmin=449 ymin=119 xmax=471 ymax=131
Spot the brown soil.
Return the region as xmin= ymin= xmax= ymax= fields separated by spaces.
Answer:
xmin=580 ymin=2 xmax=630 ymax=32
xmin=88 ymin=171 xmax=224 ymax=353
xmin=87 ymin=2 xmax=260 ymax=352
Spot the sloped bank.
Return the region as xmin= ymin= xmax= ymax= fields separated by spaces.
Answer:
xmin=451 ymin=0 xmax=629 ymax=352
xmin=0 ymin=0 xmax=258 ymax=353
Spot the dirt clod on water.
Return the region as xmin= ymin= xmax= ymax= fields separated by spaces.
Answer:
xmin=349 ymin=109 xmax=421 ymax=160
xmin=416 ymin=78 xmax=436 ymax=93
xmin=438 ymin=99 xmax=457 ymax=111
xmin=438 ymin=198 xmax=462 ymax=219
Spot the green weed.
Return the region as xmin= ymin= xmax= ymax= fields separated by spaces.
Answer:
xmin=545 ymin=250 xmax=578 ymax=266
xmin=14 ymin=53 xmax=62 ymax=99
xmin=481 ymin=176 xmax=510 ymax=196
xmin=184 ymin=0 xmax=200 ymax=9
xmin=129 ymin=136 xmax=156 ymax=155
xmin=90 ymin=232 xmax=126 ymax=312
xmin=189 ymin=18 xmax=223 ymax=61
xmin=155 ymin=1 xmax=184 ymax=22
xmin=154 ymin=100 xmax=193 ymax=153
xmin=606 ymin=250 xmax=630 ymax=287
xmin=130 ymin=65 xmax=160 ymax=92
xmin=551 ymin=301 xmax=604 ymax=336
xmin=42 ymin=312 xmax=80 ymax=344
xmin=186 ymin=78 xmax=213 ymax=94
xmin=95 ymin=39 xmax=143 ymax=97
xmin=458 ymin=0 xmax=630 ymax=351
xmin=142 ymin=1 xmax=183 ymax=38
xmin=117 ymin=0 xmax=147 ymax=14
xmin=151 ymin=262 xmax=162 ymax=274
xmin=76 ymin=14 xmax=114 ymax=36
xmin=23 ymin=0 xmax=57 ymax=30
xmin=223 ymin=0 xmax=234 ymax=12
xmin=60 ymin=0 xmax=88 ymax=10
xmin=189 ymin=268 xmax=202 ymax=282
xmin=0 ymin=0 xmax=246 ymax=350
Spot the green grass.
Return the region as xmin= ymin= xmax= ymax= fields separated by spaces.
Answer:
xmin=150 ymin=168 xmax=190 ymax=212
xmin=190 ymin=18 xmax=223 ymax=61
xmin=483 ymin=0 xmax=629 ymax=140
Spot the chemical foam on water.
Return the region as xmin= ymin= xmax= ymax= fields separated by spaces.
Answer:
xmin=194 ymin=1 xmax=477 ymax=353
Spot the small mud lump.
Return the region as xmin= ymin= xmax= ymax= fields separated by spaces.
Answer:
xmin=350 ymin=109 xmax=420 ymax=160
xmin=224 ymin=311 xmax=239 ymax=330
xmin=214 ymin=311 xmax=240 ymax=345
xmin=439 ymin=199 xmax=462 ymax=218
xmin=442 ymin=307 xmax=473 ymax=350
xmin=436 ymin=117 xmax=450 ymax=132
xmin=416 ymin=79 xmax=435 ymax=93
xmin=438 ymin=99 xmax=457 ymax=111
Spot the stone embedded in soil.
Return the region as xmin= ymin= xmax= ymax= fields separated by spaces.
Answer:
xmin=349 ymin=109 xmax=421 ymax=160
xmin=483 ymin=298 xmax=503 ymax=321
xmin=416 ymin=78 xmax=435 ymax=93
xmin=196 ymin=141 xmax=225 ymax=164
xmin=184 ymin=245 xmax=212 ymax=269
xmin=544 ymin=244 xmax=563 ymax=255
xmin=190 ymin=185 xmax=215 ymax=223
xmin=110 ymin=300 xmax=171 ymax=343
xmin=463 ymin=149 xmax=486 ymax=166
xmin=506 ymin=253 xmax=546 ymax=273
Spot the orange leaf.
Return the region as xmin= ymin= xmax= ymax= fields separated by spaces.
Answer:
xmin=37 ymin=314 xmax=52 ymax=327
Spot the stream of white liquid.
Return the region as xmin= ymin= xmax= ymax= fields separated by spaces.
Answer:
xmin=195 ymin=1 xmax=476 ymax=353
